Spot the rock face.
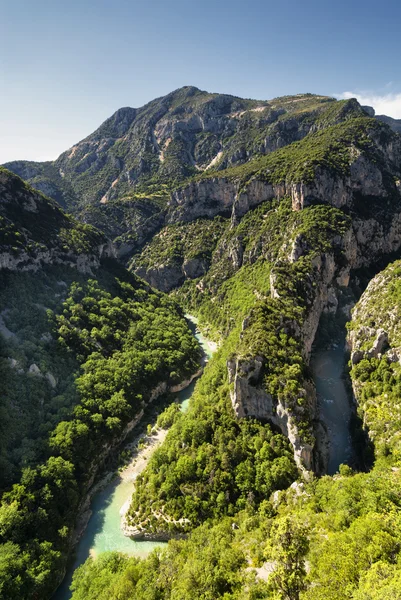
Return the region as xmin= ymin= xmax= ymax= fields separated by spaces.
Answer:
xmin=4 ymin=88 xmax=401 ymax=252
xmin=3 ymin=91 xmax=368 ymax=246
xmin=348 ymin=262 xmax=401 ymax=367
xmin=376 ymin=113 xmax=401 ymax=134
xmin=167 ymin=178 xmax=287 ymax=224
xmin=135 ymin=255 xmax=211 ymax=293
xmin=168 ymin=179 xmax=238 ymax=222
xmin=346 ymin=260 xmax=401 ymax=458
xmin=135 ymin=263 xmax=184 ymax=293
xmin=4 ymin=91 xmax=336 ymax=213
xmin=0 ymin=245 xmax=113 ymax=274
xmin=227 ymin=356 xmax=315 ymax=473
xmin=0 ymin=167 xmax=115 ymax=273
xmin=166 ymin=139 xmax=401 ymax=227
xmin=226 ymin=180 xmax=401 ymax=474
xmin=227 ymin=356 xmax=272 ymax=419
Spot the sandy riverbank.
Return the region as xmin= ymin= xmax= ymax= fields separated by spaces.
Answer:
xmin=118 ymin=428 xmax=167 ymax=520
xmin=120 ymin=428 xmax=167 ymax=484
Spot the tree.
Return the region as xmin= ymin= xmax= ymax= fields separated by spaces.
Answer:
xmin=265 ymin=516 xmax=309 ymax=600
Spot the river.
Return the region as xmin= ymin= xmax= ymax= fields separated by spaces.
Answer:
xmin=53 ymin=316 xmax=215 ymax=600
xmin=54 ymin=317 xmax=352 ymax=598
xmin=310 ymin=337 xmax=353 ymax=475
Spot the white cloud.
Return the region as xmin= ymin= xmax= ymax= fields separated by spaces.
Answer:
xmin=338 ymin=91 xmax=401 ymax=119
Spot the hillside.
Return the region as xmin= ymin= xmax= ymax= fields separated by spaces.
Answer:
xmin=0 ymin=169 xmax=203 ymax=599
xmin=348 ymin=259 xmax=401 ymax=459
xmin=0 ymin=167 xmax=113 ymax=271
xmin=4 ymin=89 xmax=368 ymax=254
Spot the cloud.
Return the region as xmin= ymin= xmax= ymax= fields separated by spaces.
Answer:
xmin=338 ymin=91 xmax=401 ymax=119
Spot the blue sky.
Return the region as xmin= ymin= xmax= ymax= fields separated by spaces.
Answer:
xmin=1 ymin=0 xmax=401 ymax=163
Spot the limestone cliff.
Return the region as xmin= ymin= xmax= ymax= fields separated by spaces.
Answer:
xmin=224 ymin=173 xmax=401 ymax=474
xmin=0 ymin=167 xmax=115 ymax=273
xmin=4 ymin=92 xmax=367 ymax=247
xmin=166 ymin=119 xmax=401 ymax=225
xmin=347 ymin=259 xmax=401 ymax=458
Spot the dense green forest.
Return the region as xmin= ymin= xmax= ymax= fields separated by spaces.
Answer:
xmin=127 ymin=331 xmax=298 ymax=534
xmin=0 ymin=261 xmax=201 ymax=599
xmin=70 ymin=461 xmax=401 ymax=599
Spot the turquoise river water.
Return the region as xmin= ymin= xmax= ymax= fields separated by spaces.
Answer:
xmin=53 ymin=316 xmax=215 ymax=599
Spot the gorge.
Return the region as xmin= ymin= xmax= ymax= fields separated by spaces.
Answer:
xmin=1 ymin=89 xmax=401 ymax=600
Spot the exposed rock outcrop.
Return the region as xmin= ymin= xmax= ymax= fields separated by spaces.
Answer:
xmin=135 ymin=263 xmax=184 ymax=293
xmin=227 ymin=356 xmax=316 ymax=472
xmin=5 ymin=91 xmax=341 ymax=238
xmin=0 ymin=243 xmax=115 ymax=274
xmin=0 ymin=167 xmax=116 ymax=273
xmin=226 ymin=185 xmax=401 ymax=474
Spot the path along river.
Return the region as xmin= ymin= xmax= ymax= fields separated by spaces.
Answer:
xmin=53 ymin=316 xmax=215 ymax=600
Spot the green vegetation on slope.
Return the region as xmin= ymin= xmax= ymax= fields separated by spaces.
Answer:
xmin=348 ymin=259 xmax=401 ymax=460
xmin=4 ymin=92 xmax=362 ymax=247
xmin=125 ymin=200 xmax=351 ymax=538
xmin=196 ymin=116 xmax=392 ymax=190
xmin=0 ymin=262 xmax=201 ymax=599
xmin=58 ymin=98 xmax=401 ymax=600
xmin=0 ymin=167 xmax=105 ymax=257
xmin=70 ymin=523 xmax=260 ymax=600
xmin=132 ymin=217 xmax=227 ymax=276
xmin=127 ymin=330 xmax=297 ymax=534
xmin=71 ymin=460 xmax=401 ymax=600
xmin=0 ymin=268 xmax=81 ymax=490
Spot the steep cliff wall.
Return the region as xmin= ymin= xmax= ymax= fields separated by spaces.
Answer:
xmin=165 ymin=119 xmax=401 ymax=225
xmin=347 ymin=260 xmax=401 ymax=459
xmin=133 ymin=116 xmax=401 ymax=475
xmin=225 ymin=183 xmax=401 ymax=474
xmin=0 ymin=167 xmax=115 ymax=273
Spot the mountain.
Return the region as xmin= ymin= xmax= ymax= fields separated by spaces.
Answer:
xmin=133 ymin=111 xmax=401 ymax=292
xmin=4 ymin=88 xmax=368 ymax=254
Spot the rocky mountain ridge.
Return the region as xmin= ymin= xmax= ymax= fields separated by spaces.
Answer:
xmin=3 ymin=89 xmax=373 ymax=254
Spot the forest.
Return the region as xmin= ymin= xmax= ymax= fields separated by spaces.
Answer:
xmin=0 ymin=261 xmax=201 ymax=599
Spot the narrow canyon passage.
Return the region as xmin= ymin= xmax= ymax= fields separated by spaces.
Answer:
xmin=310 ymin=335 xmax=353 ymax=475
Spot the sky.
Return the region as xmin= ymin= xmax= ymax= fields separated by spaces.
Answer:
xmin=2 ymin=0 xmax=401 ymax=164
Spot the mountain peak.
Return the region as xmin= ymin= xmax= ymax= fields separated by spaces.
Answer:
xmin=93 ymin=106 xmax=137 ymax=139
